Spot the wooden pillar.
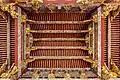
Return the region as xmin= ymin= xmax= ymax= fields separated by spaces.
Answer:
xmin=98 ymin=6 xmax=105 ymax=77
xmin=15 ymin=18 xmax=18 ymax=65
xmin=108 ymin=14 xmax=111 ymax=68
xmin=18 ymin=7 xmax=22 ymax=77
xmin=101 ymin=17 xmax=105 ymax=67
xmin=14 ymin=6 xmax=22 ymax=76
xmin=7 ymin=14 xmax=10 ymax=69
xmin=97 ymin=6 xmax=102 ymax=77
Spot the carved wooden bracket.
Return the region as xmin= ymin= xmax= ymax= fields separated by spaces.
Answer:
xmin=0 ymin=3 xmax=18 ymax=18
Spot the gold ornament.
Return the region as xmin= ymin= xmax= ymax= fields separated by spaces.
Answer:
xmin=88 ymin=27 xmax=93 ymax=34
xmin=20 ymin=15 xmax=36 ymax=23
xmin=0 ymin=60 xmax=7 ymax=75
xmin=88 ymin=47 xmax=93 ymax=54
xmin=10 ymin=66 xmax=18 ymax=75
xmin=0 ymin=63 xmax=18 ymax=78
xmin=48 ymin=73 xmax=55 ymax=80
xmin=80 ymin=73 xmax=87 ymax=79
xmin=111 ymin=60 xmax=120 ymax=75
xmin=8 ymin=66 xmax=18 ymax=78
xmin=83 ymin=58 xmax=98 ymax=68
xmin=21 ymin=15 xmax=27 ymax=23
xmin=32 ymin=69 xmax=39 ymax=79
xmin=102 ymin=63 xmax=118 ymax=78
xmin=20 ymin=58 xmax=35 ymax=69
xmin=31 ymin=0 xmax=43 ymax=11
xmin=63 ymin=5 xmax=72 ymax=12
xmin=93 ymin=4 xmax=118 ymax=22
xmin=1 ymin=3 xmax=18 ymax=18
xmin=108 ymin=72 xmax=118 ymax=78
xmin=26 ymin=27 xmax=31 ymax=35
xmin=102 ymin=4 xmax=118 ymax=18
xmin=7 ymin=63 xmax=16 ymax=78
xmin=26 ymin=47 xmax=37 ymax=54
xmin=102 ymin=63 xmax=109 ymax=74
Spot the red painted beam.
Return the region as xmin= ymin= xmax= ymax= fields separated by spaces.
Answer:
xmin=101 ymin=18 xmax=105 ymax=66
xmin=15 ymin=18 xmax=18 ymax=66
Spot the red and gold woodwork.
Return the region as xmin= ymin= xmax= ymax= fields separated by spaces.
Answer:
xmin=0 ymin=0 xmax=120 ymax=79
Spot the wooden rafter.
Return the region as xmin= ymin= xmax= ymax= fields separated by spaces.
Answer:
xmin=29 ymin=20 xmax=93 ymax=24
xmin=29 ymin=56 xmax=90 ymax=59
xmin=30 ymin=30 xmax=89 ymax=33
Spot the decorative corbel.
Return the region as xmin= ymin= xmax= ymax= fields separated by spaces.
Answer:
xmin=83 ymin=58 xmax=98 ymax=68
xmin=102 ymin=63 xmax=119 ymax=79
xmin=21 ymin=15 xmax=36 ymax=23
xmin=93 ymin=4 xmax=118 ymax=22
xmin=20 ymin=58 xmax=35 ymax=69
xmin=9 ymin=65 xmax=18 ymax=78
xmin=0 ymin=3 xmax=18 ymax=18
xmin=0 ymin=63 xmax=18 ymax=78
xmin=0 ymin=60 xmax=7 ymax=75
xmin=0 ymin=63 xmax=15 ymax=78
xmin=102 ymin=4 xmax=118 ymax=18
xmin=111 ymin=60 xmax=120 ymax=75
